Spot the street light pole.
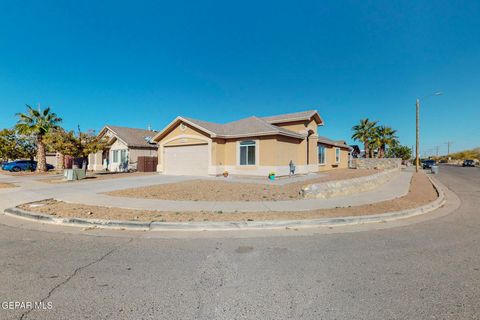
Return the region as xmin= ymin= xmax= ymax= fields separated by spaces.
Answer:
xmin=416 ymin=98 xmax=420 ymax=172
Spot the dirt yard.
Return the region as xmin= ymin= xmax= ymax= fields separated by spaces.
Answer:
xmin=0 ymin=183 xmax=15 ymax=188
xmin=106 ymin=169 xmax=379 ymax=201
xmin=19 ymin=173 xmax=438 ymax=222
xmin=1 ymin=170 xmax=62 ymax=176
xmin=41 ymin=171 xmax=157 ymax=183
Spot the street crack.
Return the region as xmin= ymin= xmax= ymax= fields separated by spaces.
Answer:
xmin=19 ymin=238 xmax=133 ymax=320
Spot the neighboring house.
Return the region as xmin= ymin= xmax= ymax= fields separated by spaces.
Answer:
xmin=88 ymin=125 xmax=157 ymax=172
xmin=152 ymin=110 xmax=350 ymax=176
xmin=317 ymin=136 xmax=352 ymax=171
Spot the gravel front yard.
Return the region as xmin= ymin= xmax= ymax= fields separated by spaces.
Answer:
xmin=19 ymin=173 xmax=437 ymax=222
xmin=0 ymin=183 xmax=15 ymax=188
xmin=41 ymin=171 xmax=157 ymax=183
xmin=106 ymin=169 xmax=379 ymax=201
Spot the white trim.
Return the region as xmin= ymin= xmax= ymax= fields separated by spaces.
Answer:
xmin=212 ymin=164 xmax=318 ymax=177
xmin=216 ymin=131 xmax=304 ymax=139
xmin=237 ymin=139 xmax=259 ymax=166
xmin=153 ymin=117 xmax=216 ymax=142
xmin=318 ymin=145 xmax=326 ymax=165
xmin=99 ymin=126 xmax=129 ymax=147
xmin=153 ymin=116 xmax=307 ymax=141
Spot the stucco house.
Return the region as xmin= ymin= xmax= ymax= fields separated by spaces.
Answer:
xmin=317 ymin=136 xmax=351 ymax=171
xmin=152 ymin=110 xmax=351 ymax=176
xmin=88 ymin=125 xmax=157 ymax=172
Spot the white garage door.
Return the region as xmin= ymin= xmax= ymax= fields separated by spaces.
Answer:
xmin=164 ymin=144 xmax=209 ymax=176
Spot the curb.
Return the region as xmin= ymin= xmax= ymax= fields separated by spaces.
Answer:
xmin=3 ymin=175 xmax=446 ymax=231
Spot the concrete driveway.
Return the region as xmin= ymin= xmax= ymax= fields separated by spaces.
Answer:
xmin=0 ymin=165 xmax=479 ymax=319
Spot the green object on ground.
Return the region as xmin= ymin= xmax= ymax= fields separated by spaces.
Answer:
xmin=64 ymin=169 xmax=86 ymax=181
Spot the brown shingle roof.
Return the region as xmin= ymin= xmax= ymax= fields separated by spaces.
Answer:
xmin=181 ymin=116 xmax=305 ymax=139
xmin=261 ymin=110 xmax=323 ymax=124
xmin=318 ymin=136 xmax=351 ymax=149
xmin=153 ymin=110 xmax=323 ymax=141
xmin=103 ymin=125 xmax=158 ymax=148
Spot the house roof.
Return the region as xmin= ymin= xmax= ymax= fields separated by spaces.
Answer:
xmin=318 ymin=136 xmax=352 ymax=150
xmin=153 ymin=110 xmax=323 ymax=141
xmin=261 ymin=110 xmax=324 ymax=125
xmin=100 ymin=125 xmax=158 ymax=148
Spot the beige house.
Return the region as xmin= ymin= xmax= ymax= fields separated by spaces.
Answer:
xmin=88 ymin=125 xmax=157 ymax=172
xmin=152 ymin=110 xmax=351 ymax=176
xmin=317 ymin=136 xmax=351 ymax=171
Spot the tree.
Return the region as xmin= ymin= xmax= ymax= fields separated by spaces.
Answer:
xmin=386 ymin=145 xmax=412 ymax=160
xmin=375 ymin=126 xmax=398 ymax=158
xmin=0 ymin=129 xmax=20 ymax=161
xmin=15 ymin=105 xmax=62 ymax=172
xmin=0 ymin=129 xmax=37 ymax=163
xmin=351 ymin=119 xmax=378 ymax=158
xmin=75 ymin=129 xmax=108 ymax=158
xmin=43 ymin=129 xmax=78 ymax=170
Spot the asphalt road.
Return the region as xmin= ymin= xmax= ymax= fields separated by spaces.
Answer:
xmin=0 ymin=165 xmax=479 ymax=320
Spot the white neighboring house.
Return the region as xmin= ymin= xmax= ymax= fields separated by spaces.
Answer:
xmin=88 ymin=125 xmax=158 ymax=172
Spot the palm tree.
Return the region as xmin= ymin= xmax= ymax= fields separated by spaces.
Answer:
xmin=376 ymin=126 xmax=398 ymax=158
xmin=15 ymin=105 xmax=62 ymax=172
xmin=351 ymin=119 xmax=378 ymax=158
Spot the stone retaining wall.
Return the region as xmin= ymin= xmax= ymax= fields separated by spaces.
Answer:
xmin=301 ymin=168 xmax=400 ymax=199
xmin=352 ymin=158 xmax=402 ymax=170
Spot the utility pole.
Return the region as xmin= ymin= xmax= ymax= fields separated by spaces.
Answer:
xmin=434 ymin=145 xmax=440 ymax=157
xmin=414 ymin=92 xmax=442 ymax=172
xmin=445 ymin=141 xmax=453 ymax=157
xmin=416 ymin=99 xmax=420 ymax=172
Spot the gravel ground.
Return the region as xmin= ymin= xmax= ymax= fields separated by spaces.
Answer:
xmin=106 ymin=169 xmax=379 ymax=201
xmin=41 ymin=171 xmax=157 ymax=183
xmin=0 ymin=183 xmax=15 ymax=188
xmin=19 ymin=172 xmax=437 ymax=222
xmin=0 ymin=170 xmax=60 ymax=176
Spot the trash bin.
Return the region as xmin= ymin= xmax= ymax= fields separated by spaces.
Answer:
xmin=431 ymin=165 xmax=439 ymax=174
xmin=64 ymin=168 xmax=87 ymax=181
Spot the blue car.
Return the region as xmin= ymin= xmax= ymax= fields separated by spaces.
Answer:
xmin=1 ymin=160 xmax=54 ymax=172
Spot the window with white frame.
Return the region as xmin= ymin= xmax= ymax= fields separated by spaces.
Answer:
xmin=239 ymin=140 xmax=256 ymax=165
xmin=335 ymin=148 xmax=340 ymax=163
xmin=318 ymin=145 xmax=326 ymax=165
xmin=112 ymin=150 xmax=119 ymax=163
xmin=120 ymin=150 xmax=127 ymax=163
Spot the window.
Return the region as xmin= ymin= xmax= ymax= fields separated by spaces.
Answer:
xmin=239 ymin=140 xmax=256 ymax=165
xmin=318 ymin=145 xmax=326 ymax=165
xmin=335 ymin=148 xmax=340 ymax=163
xmin=112 ymin=150 xmax=119 ymax=163
xmin=120 ymin=150 xmax=127 ymax=163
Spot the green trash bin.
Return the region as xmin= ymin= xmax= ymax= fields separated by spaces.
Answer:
xmin=64 ymin=169 xmax=86 ymax=181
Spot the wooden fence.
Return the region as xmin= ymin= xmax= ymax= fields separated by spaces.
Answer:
xmin=137 ymin=156 xmax=158 ymax=172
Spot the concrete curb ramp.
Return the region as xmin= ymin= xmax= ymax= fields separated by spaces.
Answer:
xmin=4 ymin=175 xmax=445 ymax=232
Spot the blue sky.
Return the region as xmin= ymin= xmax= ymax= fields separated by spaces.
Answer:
xmin=0 ymin=0 xmax=479 ymax=156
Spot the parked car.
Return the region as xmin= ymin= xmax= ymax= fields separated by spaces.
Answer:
xmin=422 ymin=159 xmax=436 ymax=170
xmin=1 ymin=160 xmax=54 ymax=172
xmin=462 ymin=159 xmax=475 ymax=167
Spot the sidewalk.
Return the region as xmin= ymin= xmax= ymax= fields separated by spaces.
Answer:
xmin=57 ymin=170 xmax=412 ymax=212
